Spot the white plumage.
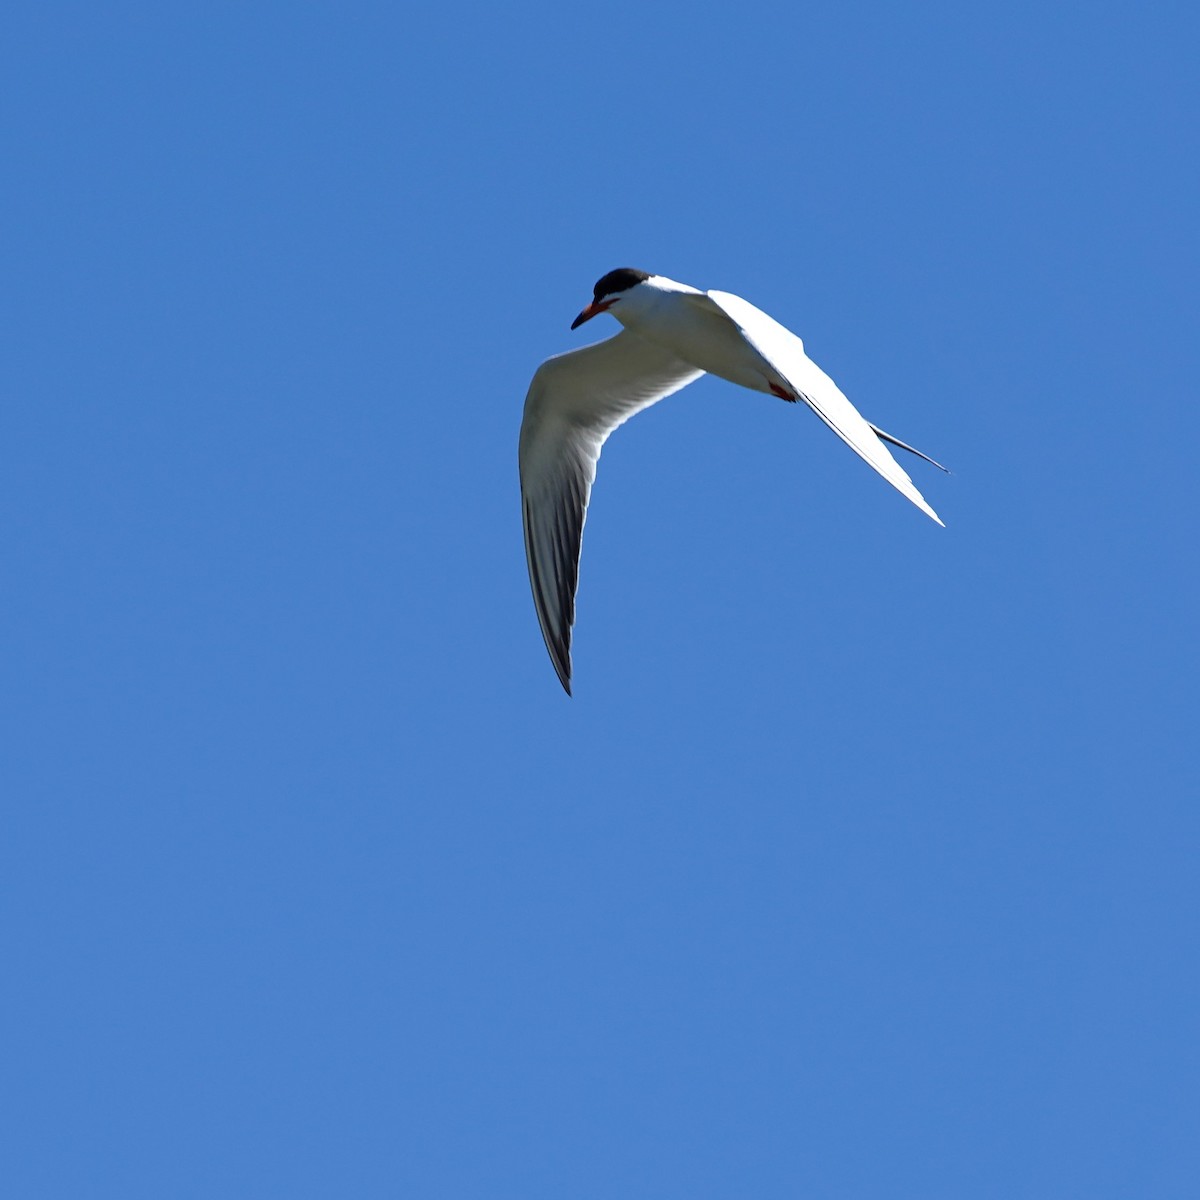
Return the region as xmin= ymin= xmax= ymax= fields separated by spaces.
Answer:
xmin=519 ymin=270 xmax=946 ymax=694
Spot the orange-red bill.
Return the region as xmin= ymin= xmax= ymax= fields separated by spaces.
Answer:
xmin=570 ymin=299 xmax=614 ymax=330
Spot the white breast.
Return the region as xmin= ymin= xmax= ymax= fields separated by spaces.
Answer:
xmin=616 ymin=281 xmax=787 ymax=396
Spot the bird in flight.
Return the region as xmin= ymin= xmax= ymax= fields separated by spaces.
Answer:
xmin=519 ymin=268 xmax=948 ymax=695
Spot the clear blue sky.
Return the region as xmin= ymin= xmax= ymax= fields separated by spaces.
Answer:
xmin=3 ymin=2 xmax=1197 ymax=1196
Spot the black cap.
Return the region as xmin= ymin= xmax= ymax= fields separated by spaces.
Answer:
xmin=592 ymin=268 xmax=649 ymax=301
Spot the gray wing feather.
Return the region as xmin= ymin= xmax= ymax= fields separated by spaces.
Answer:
xmin=519 ymin=331 xmax=702 ymax=694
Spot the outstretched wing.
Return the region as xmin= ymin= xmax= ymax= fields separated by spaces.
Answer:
xmin=519 ymin=331 xmax=703 ymax=694
xmin=705 ymin=289 xmax=944 ymax=525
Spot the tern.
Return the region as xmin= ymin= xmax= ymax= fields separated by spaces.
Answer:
xmin=519 ymin=268 xmax=947 ymax=695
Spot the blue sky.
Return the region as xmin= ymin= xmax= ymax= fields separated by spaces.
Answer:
xmin=3 ymin=2 xmax=1197 ymax=1195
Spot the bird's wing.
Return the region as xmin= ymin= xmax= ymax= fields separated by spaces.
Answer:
xmin=703 ymin=289 xmax=944 ymax=525
xmin=519 ymin=330 xmax=704 ymax=694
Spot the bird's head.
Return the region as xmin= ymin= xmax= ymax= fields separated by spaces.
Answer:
xmin=571 ymin=268 xmax=651 ymax=329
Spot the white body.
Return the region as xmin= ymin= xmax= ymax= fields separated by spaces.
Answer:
xmin=607 ymin=277 xmax=790 ymax=393
xmin=519 ymin=273 xmax=945 ymax=694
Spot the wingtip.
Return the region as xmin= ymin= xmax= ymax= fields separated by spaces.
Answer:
xmin=897 ymin=482 xmax=945 ymax=528
xmin=917 ymin=497 xmax=946 ymax=527
xmin=553 ymin=657 xmax=573 ymax=696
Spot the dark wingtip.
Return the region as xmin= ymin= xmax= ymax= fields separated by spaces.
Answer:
xmin=556 ymin=651 xmax=573 ymax=696
xmin=554 ymin=662 xmax=573 ymax=697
